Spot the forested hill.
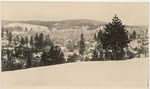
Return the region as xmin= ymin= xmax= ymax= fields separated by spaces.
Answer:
xmin=2 ymin=19 xmax=147 ymax=30
xmin=2 ymin=19 xmax=107 ymax=30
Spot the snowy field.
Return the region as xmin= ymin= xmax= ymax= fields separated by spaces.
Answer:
xmin=4 ymin=23 xmax=49 ymax=30
xmin=2 ymin=58 xmax=149 ymax=89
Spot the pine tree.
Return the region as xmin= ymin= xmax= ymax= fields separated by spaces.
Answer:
xmin=25 ymin=50 xmax=32 ymax=68
xmin=92 ymin=50 xmax=98 ymax=61
xmin=13 ymin=37 xmax=17 ymax=46
xmin=50 ymin=39 xmax=54 ymax=47
xmin=44 ymin=38 xmax=48 ymax=46
xmin=94 ymin=33 xmax=97 ymax=41
xmin=25 ymin=27 xmax=28 ymax=32
xmin=30 ymin=36 xmax=34 ymax=46
xmin=132 ymin=30 xmax=136 ymax=39
xmin=25 ymin=36 xmax=29 ymax=45
xmin=66 ymin=40 xmax=75 ymax=52
xmin=100 ymin=15 xmax=130 ymax=60
xmin=39 ymin=33 xmax=44 ymax=48
xmin=44 ymin=37 xmax=53 ymax=46
xmin=49 ymin=46 xmax=55 ymax=62
xmin=79 ymin=33 xmax=85 ymax=55
xmin=35 ymin=33 xmax=39 ymax=41
xmin=97 ymin=30 xmax=104 ymax=44
xmin=35 ymin=33 xmax=39 ymax=48
xmin=6 ymin=30 xmax=9 ymax=38
xmin=20 ymin=37 xmax=25 ymax=45
xmin=41 ymin=51 xmax=48 ymax=65
xmin=16 ymin=35 xmax=20 ymax=42
xmin=8 ymin=31 xmax=13 ymax=45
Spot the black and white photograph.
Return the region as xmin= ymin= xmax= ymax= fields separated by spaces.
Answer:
xmin=1 ymin=1 xmax=149 ymax=89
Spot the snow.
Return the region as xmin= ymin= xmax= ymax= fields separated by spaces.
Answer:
xmin=2 ymin=58 xmax=149 ymax=89
xmin=4 ymin=23 xmax=47 ymax=29
xmin=4 ymin=23 xmax=49 ymax=33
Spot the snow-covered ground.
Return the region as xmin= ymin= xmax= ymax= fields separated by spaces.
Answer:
xmin=4 ymin=23 xmax=49 ymax=33
xmin=4 ymin=23 xmax=48 ymax=30
xmin=2 ymin=58 xmax=149 ymax=89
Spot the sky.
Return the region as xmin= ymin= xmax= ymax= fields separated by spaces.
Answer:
xmin=1 ymin=2 xmax=149 ymax=25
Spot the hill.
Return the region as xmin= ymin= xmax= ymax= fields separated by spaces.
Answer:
xmin=2 ymin=19 xmax=148 ymax=31
xmin=2 ymin=19 xmax=107 ymax=30
xmin=2 ymin=58 xmax=148 ymax=89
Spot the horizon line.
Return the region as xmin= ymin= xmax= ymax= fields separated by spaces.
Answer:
xmin=1 ymin=19 xmax=149 ymax=26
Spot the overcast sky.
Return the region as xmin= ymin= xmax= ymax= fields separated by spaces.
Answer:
xmin=2 ymin=2 xmax=149 ymax=25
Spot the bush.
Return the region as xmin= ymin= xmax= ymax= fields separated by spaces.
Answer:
xmin=67 ymin=53 xmax=79 ymax=62
xmin=31 ymin=60 xmax=43 ymax=67
xmin=2 ymin=60 xmax=25 ymax=71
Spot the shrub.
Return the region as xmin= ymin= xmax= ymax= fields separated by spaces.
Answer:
xmin=67 ymin=53 xmax=79 ymax=62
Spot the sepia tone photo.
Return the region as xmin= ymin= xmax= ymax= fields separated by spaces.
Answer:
xmin=1 ymin=1 xmax=149 ymax=89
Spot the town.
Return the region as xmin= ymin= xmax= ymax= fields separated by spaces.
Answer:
xmin=1 ymin=16 xmax=149 ymax=71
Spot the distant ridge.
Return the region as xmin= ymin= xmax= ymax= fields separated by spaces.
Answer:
xmin=2 ymin=19 xmax=147 ymax=30
xmin=2 ymin=19 xmax=106 ymax=29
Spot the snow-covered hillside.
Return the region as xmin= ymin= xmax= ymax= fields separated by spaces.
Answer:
xmin=4 ymin=23 xmax=48 ymax=29
xmin=4 ymin=23 xmax=49 ymax=33
xmin=2 ymin=58 xmax=148 ymax=89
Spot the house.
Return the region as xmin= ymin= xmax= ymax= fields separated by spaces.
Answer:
xmin=2 ymin=46 xmax=15 ymax=55
xmin=60 ymin=46 xmax=68 ymax=52
xmin=73 ymin=49 xmax=79 ymax=55
xmin=63 ymin=52 xmax=74 ymax=61
xmin=2 ymin=46 xmax=14 ymax=50
xmin=32 ymin=52 xmax=43 ymax=60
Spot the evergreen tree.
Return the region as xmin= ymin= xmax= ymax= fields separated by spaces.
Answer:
xmin=34 ymin=33 xmax=44 ymax=49
xmin=98 ymin=51 xmax=103 ymax=61
xmin=99 ymin=15 xmax=130 ymax=60
xmin=132 ymin=30 xmax=136 ymax=39
xmin=13 ymin=37 xmax=18 ymax=46
xmin=6 ymin=30 xmax=9 ymax=38
xmin=25 ymin=50 xmax=32 ymax=68
xmin=25 ymin=27 xmax=28 ymax=32
xmin=48 ymin=46 xmax=55 ymax=62
xmin=53 ymin=46 xmax=64 ymax=64
xmin=8 ymin=31 xmax=13 ymax=45
xmin=25 ymin=36 xmax=29 ymax=45
xmin=30 ymin=36 xmax=34 ymax=46
xmin=44 ymin=38 xmax=48 ymax=46
xmin=94 ymin=33 xmax=97 ymax=41
xmin=35 ymin=33 xmax=39 ymax=48
xmin=66 ymin=40 xmax=75 ymax=52
xmin=92 ymin=50 xmax=98 ymax=61
xmin=93 ymin=30 xmax=104 ymax=61
xmin=20 ymin=37 xmax=25 ymax=45
xmin=97 ymin=30 xmax=104 ymax=43
xmin=16 ymin=35 xmax=20 ymax=42
xmin=39 ymin=33 xmax=44 ymax=48
xmin=79 ymin=33 xmax=85 ymax=55
xmin=50 ymin=39 xmax=54 ymax=47
xmin=129 ymin=30 xmax=136 ymax=40
xmin=44 ymin=37 xmax=53 ymax=46
xmin=35 ymin=33 xmax=39 ymax=41
xmin=41 ymin=51 xmax=48 ymax=65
